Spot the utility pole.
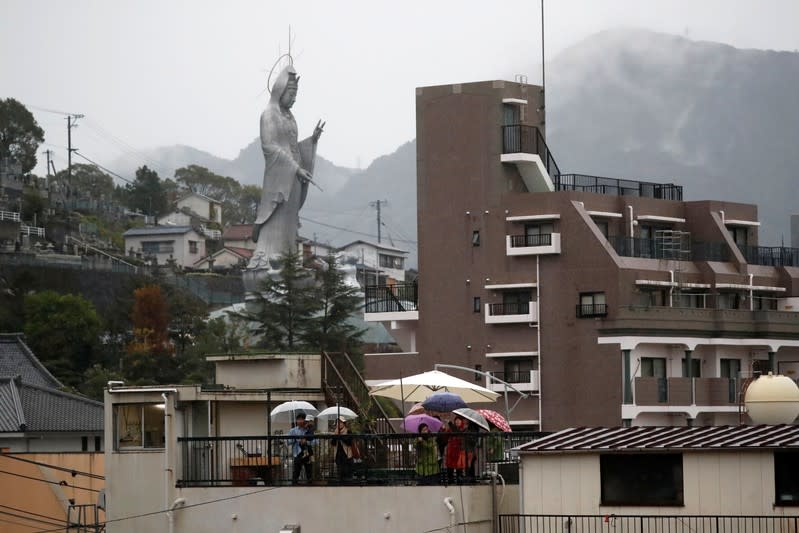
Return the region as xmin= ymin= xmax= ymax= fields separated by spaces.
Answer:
xmin=66 ymin=113 xmax=84 ymax=181
xmin=370 ymin=199 xmax=387 ymax=243
xmin=43 ymin=150 xmax=53 ymax=177
xmin=540 ymin=0 xmax=546 ymax=126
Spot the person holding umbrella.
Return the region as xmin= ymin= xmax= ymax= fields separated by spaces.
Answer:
xmin=332 ymin=417 xmax=359 ymax=483
xmin=444 ymin=416 xmax=466 ymax=484
xmin=415 ymin=423 xmax=440 ymax=485
xmin=288 ymin=411 xmax=314 ymax=484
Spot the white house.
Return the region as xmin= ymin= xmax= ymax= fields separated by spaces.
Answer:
xmin=123 ymin=226 xmax=206 ymax=268
xmin=510 ymin=424 xmax=799 ymax=530
xmin=339 ymin=239 xmax=409 ymax=284
xmin=175 ymin=192 xmax=222 ymax=226
xmin=193 ymin=246 xmax=253 ymax=270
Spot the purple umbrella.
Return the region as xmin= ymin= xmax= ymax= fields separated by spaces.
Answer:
xmin=422 ymin=392 xmax=467 ymax=412
xmin=402 ymin=414 xmax=443 ymax=433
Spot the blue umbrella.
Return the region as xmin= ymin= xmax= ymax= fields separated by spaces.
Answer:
xmin=422 ymin=392 xmax=467 ymax=412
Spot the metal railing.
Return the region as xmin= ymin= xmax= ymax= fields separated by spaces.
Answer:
xmin=501 ymin=125 xmax=561 ymax=179
xmin=20 ymin=224 xmax=45 ymax=237
xmin=554 ymin=173 xmax=683 ymax=200
xmin=739 ymin=245 xmax=799 ymax=267
xmin=509 ymin=234 xmax=552 ymax=248
xmin=489 ymin=302 xmax=531 ymax=316
xmin=576 ymin=303 xmax=608 ymax=318
xmin=608 ymin=236 xmax=730 ymax=262
xmin=0 ymin=210 xmax=20 ymax=222
xmin=489 ymin=370 xmax=535 ymax=384
xmin=364 ymin=282 xmax=418 ymax=313
xmin=498 ymin=514 xmax=799 ymax=533
xmin=177 ymin=431 xmax=544 ymax=487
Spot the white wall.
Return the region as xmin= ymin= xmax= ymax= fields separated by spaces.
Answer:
xmin=216 ymin=402 xmax=270 ymax=437
xmin=213 ymin=355 xmax=322 ymax=390
xmin=341 ymin=243 xmax=406 ymax=282
xmin=178 ymin=195 xmax=221 ymax=225
xmin=124 ymin=229 xmax=205 ymax=268
xmin=521 ymin=451 xmax=793 ymax=516
xmin=156 ymin=212 xmax=192 ymax=226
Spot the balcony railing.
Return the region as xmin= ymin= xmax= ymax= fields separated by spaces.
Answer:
xmin=177 ymin=431 xmax=544 ymax=487
xmin=0 ymin=210 xmax=20 ymax=222
xmin=489 ymin=302 xmax=530 ymax=315
xmin=509 ymin=234 xmax=552 ymax=247
xmin=634 ymin=377 xmax=740 ymax=406
xmin=364 ymin=282 xmax=418 ymax=314
xmin=576 ymin=303 xmax=608 ymax=318
xmin=501 ymin=124 xmax=561 ymax=179
xmin=553 ymin=173 xmax=683 ymax=200
xmin=487 ymin=370 xmax=540 ymax=392
xmin=739 ymin=244 xmax=799 ymax=267
xmin=608 ymin=236 xmax=730 ymax=262
xmin=498 ymin=515 xmax=799 ymax=533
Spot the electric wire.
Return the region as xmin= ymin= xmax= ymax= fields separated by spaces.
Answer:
xmin=0 ymin=454 xmax=104 ymax=480
xmin=299 ymin=216 xmax=417 ymax=246
xmin=0 ymin=516 xmax=42 ymax=529
xmin=0 ymin=509 xmax=63 ymax=528
xmin=71 ymin=151 xmax=134 ymax=185
xmin=0 ymin=469 xmax=101 ymax=493
xmin=0 ymin=505 xmax=65 ymax=527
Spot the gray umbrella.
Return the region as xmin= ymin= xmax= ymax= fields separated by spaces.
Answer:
xmin=452 ymin=407 xmax=490 ymax=431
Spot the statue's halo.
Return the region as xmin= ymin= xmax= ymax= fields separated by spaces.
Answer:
xmin=266 ymin=53 xmax=295 ymax=95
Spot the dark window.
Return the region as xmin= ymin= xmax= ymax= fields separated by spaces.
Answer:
xmin=472 ymin=230 xmax=480 ymax=247
xmin=94 ymin=436 xmax=102 ymax=451
xmin=474 ymin=364 xmax=482 ymax=382
xmin=502 ymin=291 xmax=531 ymax=314
xmin=775 ymin=452 xmax=799 ymax=505
xmin=522 ymin=222 xmax=554 ymax=246
xmin=729 ymin=226 xmax=748 ymax=247
xmin=502 ymin=104 xmax=520 ymax=126
xmin=473 ymin=297 xmax=481 ymax=313
xmin=641 ymin=357 xmax=666 ymax=378
xmin=188 ymin=240 xmax=198 ymax=254
xmin=600 ymin=453 xmax=684 ymax=506
xmin=115 ymin=404 xmax=166 ymax=450
xmin=504 ymin=359 xmax=535 ymax=383
xmin=717 ymin=292 xmax=742 ymax=310
xmin=81 ymin=436 xmax=88 ymax=452
xmin=640 ymin=289 xmax=666 ymax=307
xmin=681 ymin=357 xmax=702 ymax=378
xmin=594 ymin=219 xmax=609 ymax=238
xmin=577 ymin=292 xmax=607 ymax=317
xmin=378 ymin=254 xmax=404 ymax=270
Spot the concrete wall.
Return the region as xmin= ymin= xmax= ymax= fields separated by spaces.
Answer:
xmin=0 ymin=432 xmax=103 ymax=452
xmin=0 ymin=452 xmax=104 ymax=532
xmin=213 ymin=355 xmax=322 ymax=390
xmin=178 ymin=195 xmax=221 ymax=225
xmin=521 ymin=451 xmax=793 ymax=516
xmin=216 ymin=402 xmax=270 ymax=436
xmin=124 ymin=229 xmax=205 ymax=267
xmin=106 ymin=484 xmax=518 ymax=533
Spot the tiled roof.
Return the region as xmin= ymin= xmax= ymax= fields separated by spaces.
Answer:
xmin=0 ymin=377 xmax=103 ymax=433
xmin=517 ymin=425 xmax=799 ymax=454
xmin=0 ymin=335 xmax=62 ymax=389
xmin=123 ymin=225 xmax=193 ymax=237
xmin=222 ymin=224 xmax=253 ymax=241
xmin=226 ymin=246 xmax=253 ymax=259
xmin=339 ymin=239 xmax=409 ymax=255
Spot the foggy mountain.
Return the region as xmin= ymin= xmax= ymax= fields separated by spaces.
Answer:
xmin=111 ymin=29 xmax=799 ymax=266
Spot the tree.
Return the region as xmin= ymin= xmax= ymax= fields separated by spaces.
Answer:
xmin=238 ymin=184 xmax=262 ymax=223
xmin=164 ymin=287 xmax=208 ymax=355
xmin=21 ymin=189 xmax=47 ymax=222
xmin=235 ymin=250 xmax=321 ymax=350
xmin=174 ymin=165 xmax=261 ymax=223
xmin=124 ymin=166 xmax=169 ymax=216
xmin=0 ymin=98 xmax=44 ymax=173
xmin=51 ymin=163 xmax=115 ymax=203
xmin=23 ymin=291 xmax=102 ymax=387
xmin=303 ymin=253 xmax=365 ymax=352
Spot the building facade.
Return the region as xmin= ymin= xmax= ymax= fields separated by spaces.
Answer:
xmin=364 ymin=80 xmax=799 ymax=430
xmin=123 ymin=226 xmax=206 ymax=268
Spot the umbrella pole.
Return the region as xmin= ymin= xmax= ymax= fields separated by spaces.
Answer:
xmin=267 ymin=391 xmax=272 ymax=462
xmin=399 ymin=373 xmax=405 ymax=433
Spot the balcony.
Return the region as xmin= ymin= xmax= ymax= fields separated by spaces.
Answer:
xmin=500 ymin=515 xmax=798 ymax=532
xmin=500 ymin=124 xmax=560 ymax=192
xmin=553 ymin=173 xmax=683 ymax=200
xmin=739 ymin=244 xmax=799 ymax=267
xmin=364 ymin=282 xmax=418 ymax=322
xmin=0 ymin=210 xmax=20 ymax=222
xmin=608 ymin=236 xmax=730 ymax=262
xmin=576 ymin=303 xmax=608 ymax=318
xmin=634 ymin=377 xmax=740 ymax=407
xmin=485 ymin=301 xmax=537 ymax=324
xmin=506 ymin=233 xmax=561 ymax=256
xmin=177 ymin=431 xmax=543 ymax=487
xmin=487 ymin=370 xmax=540 ymax=392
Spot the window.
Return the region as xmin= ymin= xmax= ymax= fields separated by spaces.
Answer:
xmin=472 ymin=230 xmax=480 ymax=247
xmin=94 ymin=436 xmax=102 ymax=451
xmin=474 ymin=364 xmax=482 ymax=383
xmin=600 ymin=453 xmax=684 ymax=506
xmin=115 ymin=403 xmax=165 ymax=450
xmin=503 ymin=104 xmax=520 ymax=126
xmin=524 ymin=222 xmax=553 ymax=246
xmin=775 ymin=452 xmax=799 ymax=505
xmin=577 ymin=292 xmax=607 ymax=317
xmin=720 ymin=359 xmax=741 ymax=379
xmin=673 ymin=292 xmax=708 ymax=309
xmin=594 ymin=219 xmax=609 ymax=238
xmin=729 ymin=226 xmax=748 ymax=247
xmin=141 ymin=241 xmax=174 ymax=254
xmin=640 ymin=289 xmax=666 ymax=307
xmin=378 ymin=254 xmax=404 ymax=270
xmin=188 ymin=240 xmax=198 ymax=254
xmin=81 ymin=436 xmax=88 ymax=452
xmin=717 ymin=292 xmax=741 ymax=310
xmin=502 ymin=291 xmax=531 ymax=315
xmin=641 ymin=357 xmax=666 ymax=378
xmin=504 ymin=358 xmax=535 ymax=383
xmin=681 ymin=357 xmax=702 ymax=378
xmin=473 ymin=297 xmax=481 ymax=313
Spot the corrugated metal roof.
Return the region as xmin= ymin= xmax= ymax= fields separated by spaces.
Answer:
xmin=123 ymin=225 xmax=193 ymax=237
xmin=518 ymin=425 xmax=799 ymax=454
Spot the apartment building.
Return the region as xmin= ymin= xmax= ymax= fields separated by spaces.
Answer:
xmin=363 ymin=79 xmax=799 ymax=430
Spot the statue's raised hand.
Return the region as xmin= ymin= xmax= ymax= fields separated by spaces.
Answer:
xmin=297 ymin=168 xmax=313 ymax=185
xmin=312 ymin=120 xmax=325 ymax=143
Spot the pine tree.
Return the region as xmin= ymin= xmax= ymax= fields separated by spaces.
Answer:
xmin=238 ymin=250 xmax=321 ymax=351
xmin=303 ymin=253 xmax=365 ymax=352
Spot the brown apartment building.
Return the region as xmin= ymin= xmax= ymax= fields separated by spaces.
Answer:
xmin=364 ymin=80 xmax=799 ymax=431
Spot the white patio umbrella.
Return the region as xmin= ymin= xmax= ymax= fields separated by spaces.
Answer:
xmin=316 ymin=405 xmax=358 ymax=421
xmin=269 ymin=400 xmax=319 ymax=422
xmin=368 ymin=370 xmax=500 ymax=403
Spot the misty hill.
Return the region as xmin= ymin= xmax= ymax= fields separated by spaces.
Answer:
xmin=112 ymin=29 xmax=799 ymax=266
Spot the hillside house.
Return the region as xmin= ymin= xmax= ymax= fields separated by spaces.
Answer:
xmin=123 ymin=226 xmax=205 ymax=268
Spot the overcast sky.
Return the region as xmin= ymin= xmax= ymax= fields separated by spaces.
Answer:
xmin=3 ymin=0 xmax=798 ymax=178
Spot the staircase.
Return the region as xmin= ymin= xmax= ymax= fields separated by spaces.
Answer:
xmin=321 ymin=351 xmax=395 ymax=434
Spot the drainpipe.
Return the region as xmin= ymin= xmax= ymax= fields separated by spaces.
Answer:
xmin=443 ymin=497 xmax=456 ymax=528
xmin=720 ymin=210 xmax=725 ymax=225
xmin=749 ymin=273 xmax=754 ymax=311
xmin=627 ymin=205 xmax=634 ymax=237
xmin=536 ymin=256 xmax=542 ymax=431
xmin=162 ymin=392 xmax=178 ymax=533
xmin=668 ymin=270 xmax=675 ymax=307
xmin=167 ymin=497 xmax=186 ymax=533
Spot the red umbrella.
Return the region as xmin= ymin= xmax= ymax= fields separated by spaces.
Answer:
xmin=477 ymin=409 xmax=512 ymax=432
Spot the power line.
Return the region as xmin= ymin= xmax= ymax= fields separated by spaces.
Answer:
xmin=25 ymin=104 xmax=82 ymax=117
xmin=299 ymin=216 xmax=417 ymax=246
xmin=0 ymin=509 xmax=63 ymax=528
xmin=0 ymin=453 xmax=104 ymax=480
xmin=72 ymin=151 xmax=134 ymax=185
xmin=0 ymin=516 xmax=43 ymax=529
xmin=0 ymin=468 xmax=101 ymax=493
xmin=0 ymin=505 xmax=65 ymax=527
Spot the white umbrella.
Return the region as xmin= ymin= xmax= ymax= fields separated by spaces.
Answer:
xmin=369 ymin=370 xmax=500 ymax=403
xmin=269 ymin=400 xmax=319 ymax=422
xmin=316 ymin=405 xmax=358 ymax=421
